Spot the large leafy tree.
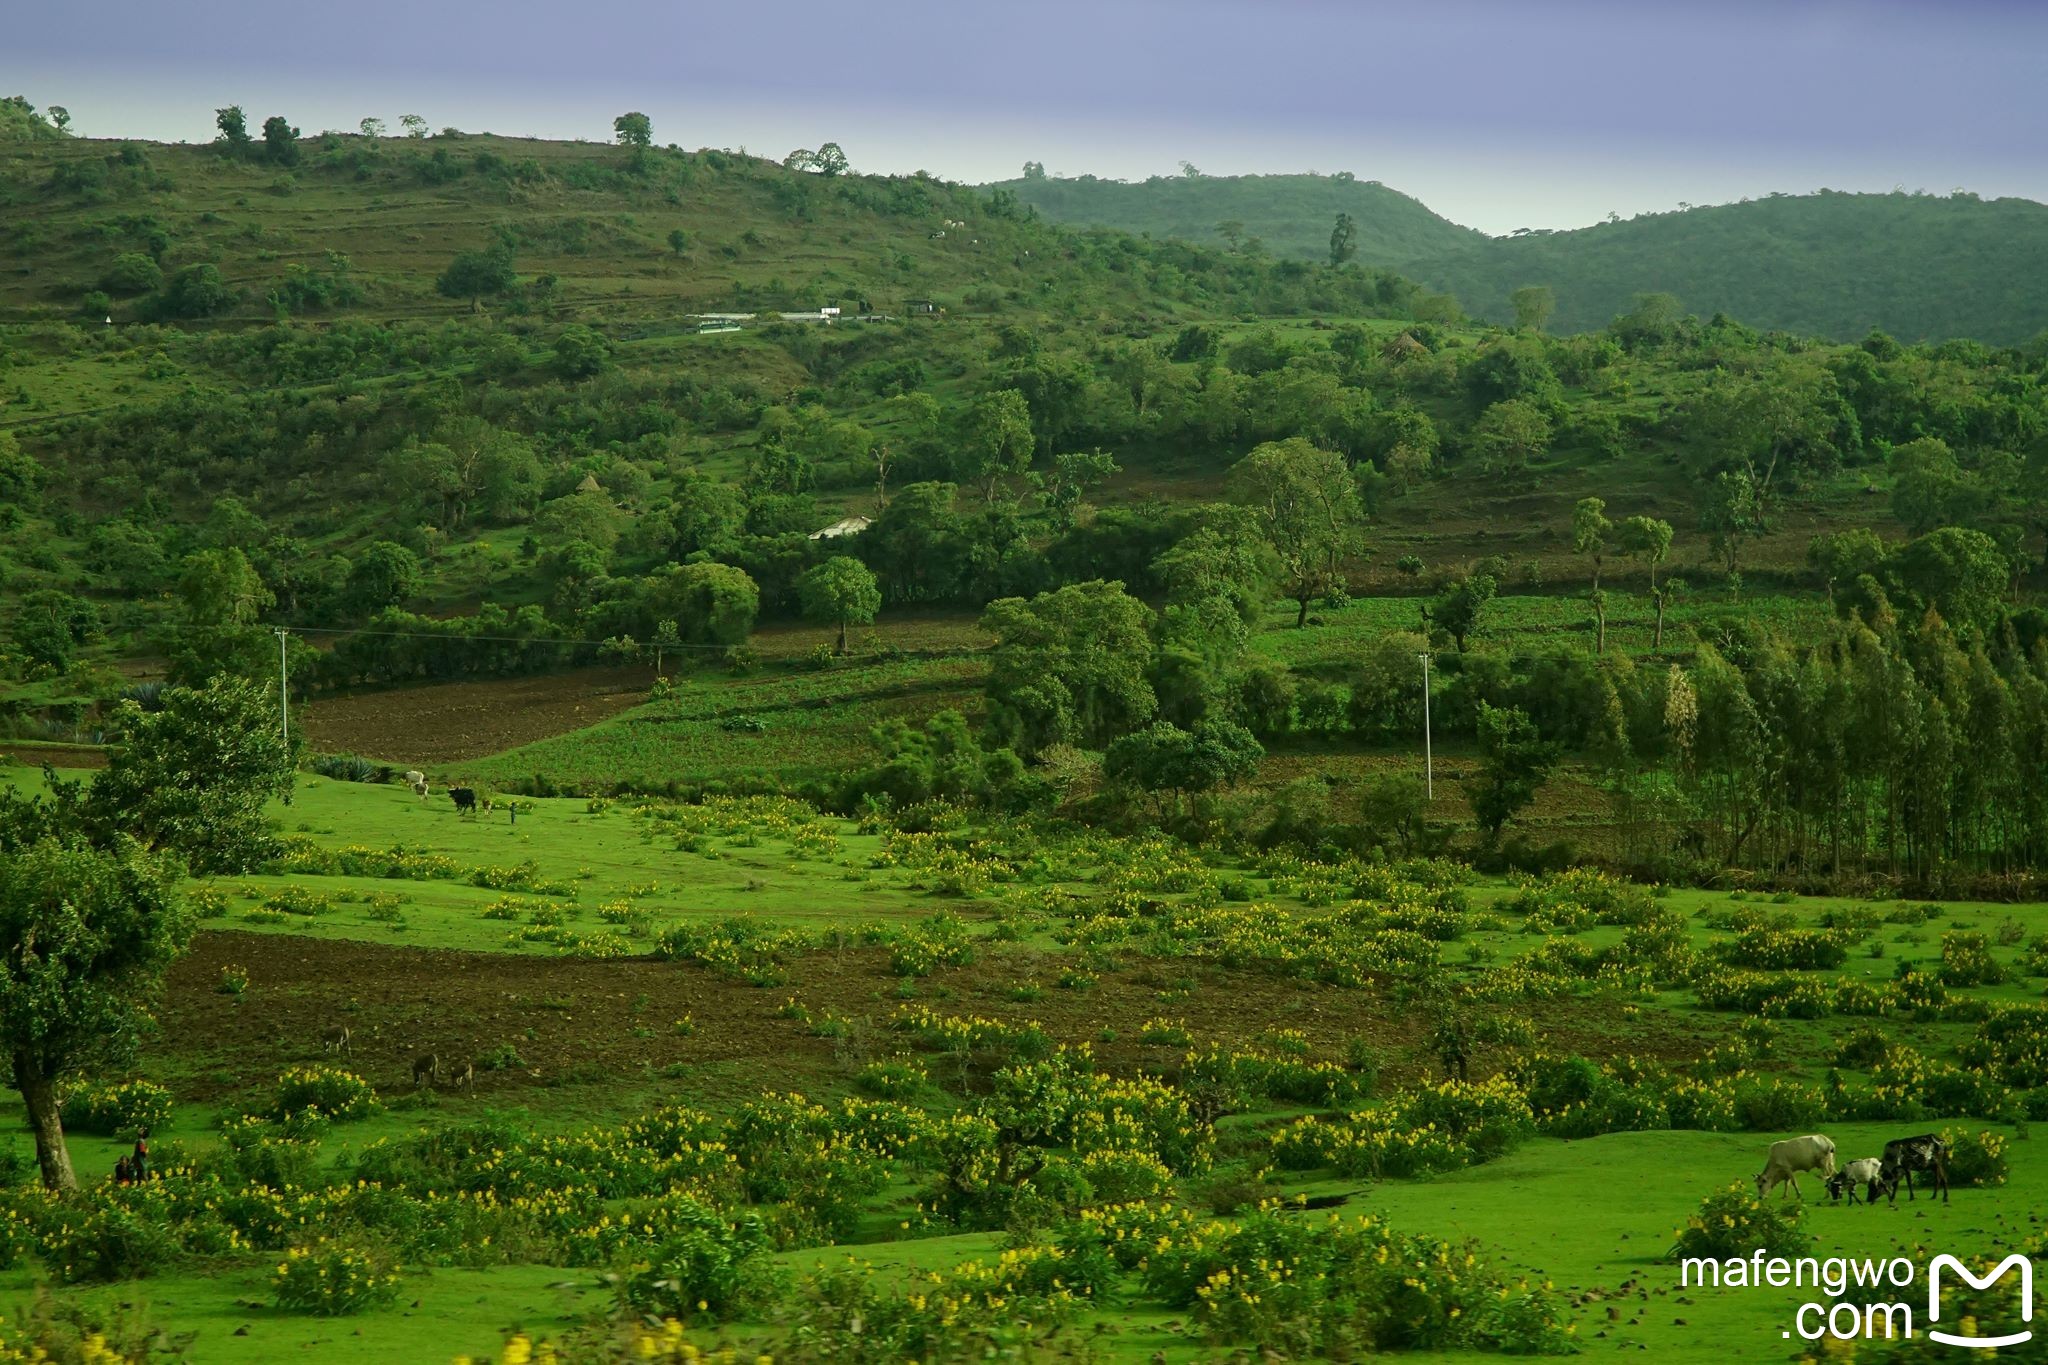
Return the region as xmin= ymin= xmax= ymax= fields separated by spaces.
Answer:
xmin=796 ymin=556 xmax=882 ymax=655
xmin=981 ymin=580 xmax=1155 ymax=758
xmin=1104 ymin=719 xmax=1262 ymax=817
xmin=1471 ymin=703 xmax=1560 ymax=843
xmin=1226 ymin=437 xmax=1364 ymax=628
xmin=613 ymin=111 xmax=653 ymax=147
xmin=957 ymin=390 xmax=1035 ymax=503
xmin=436 ymin=246 xmax=517 ymax=311
xmin=86 ymin=677 xmax=297 ymax=874
xmin=0 ymin=838 xmax=186 ymax=1189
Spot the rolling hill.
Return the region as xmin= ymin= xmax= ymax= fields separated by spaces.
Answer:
xmin=990 ymin=170 xmax=2048 ymax=344
xmin=1401 ymin=188 xmax=2048 ymax=344
xmin=987 ymin=170 xmax=1482 ymax=264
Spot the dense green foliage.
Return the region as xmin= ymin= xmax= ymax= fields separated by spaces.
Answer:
xmin=1406 ymin=189 xmax=2048 ymax=343
xmin=990 ymin=167 xmax=1481 ymax=263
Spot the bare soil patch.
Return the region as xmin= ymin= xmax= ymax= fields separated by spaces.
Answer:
xmin=295 ymin=666 xmax=654 ymax=764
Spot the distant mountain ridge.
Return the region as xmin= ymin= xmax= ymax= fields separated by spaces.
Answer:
xmin=1402 ymin=189 xmax=2048 ymax=345
xmin=986 ymin=170 xmax=1483 ymax=265
xmin=991 ymin=171 xmax=2048 ymax=344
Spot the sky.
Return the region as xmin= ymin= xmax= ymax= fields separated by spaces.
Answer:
xmin=11 ymin=0 xmax=2047 ymax=235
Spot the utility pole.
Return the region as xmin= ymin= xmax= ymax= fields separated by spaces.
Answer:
xmin=275 ymin=628 xmax=290 ymax=744
xmin=276 ymin=627 xmax=293 ymax=806
xmin=1418 ymin=651 xmax=1433 ymax=802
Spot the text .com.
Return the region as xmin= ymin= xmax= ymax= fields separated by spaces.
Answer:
xmin=1680 ymin=1252 xmax=2034 ymax=1346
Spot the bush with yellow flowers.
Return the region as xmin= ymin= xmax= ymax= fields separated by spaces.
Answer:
xmin=270 ymin=1237 xmax=401 ymax=1315
xmin=271 ymin=1065 xmax=378 ymax=1122
xmin=1669 ymin=1183 xmax=1810 ymax=1262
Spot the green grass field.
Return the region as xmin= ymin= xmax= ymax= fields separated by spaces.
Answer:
xmin=0 ymin=760 xmax=2041 ymax=1360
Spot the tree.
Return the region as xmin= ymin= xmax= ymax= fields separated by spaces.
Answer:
xmin=1806 ymin=528 xmax=1887 ymax=606
xmin=399 ymin=113 xmax=427 ymax=137
xmin=1890 ymin=437 xmax=1981 ymax=536
xmin=1226 ymin=437 xmax=1364 ymax=628
xmin=665 ymin=562 xmax=760 ymax=645
xmin=359 ymin=117 xmax=386 ymax=138
xmin=84 ymin=677 xmax=296 ymax=873
xmin=1104 ymin=719 xmax=1262 ymax=816
xmin=436 ymin=246 xmax=517 ymax=311
xmin=343 ymin=541 xmax=423 ymax=616
xmin=1471 ymin=702 xmax=1559 ymax=842
xmin=1034 ymin=451 xmax=1119 ymax=532
xmin=9 ymin=591 xmax=99 ymax=673
xmin=957 ymin=389 xmax=1035 ymax=503
xmin=1889 ymin=527 xmax=2008 ymax=636
xmin=1328 ymin=212 xmax=1356 ymax=267
xmin=552 ymin=324 xmax=610 ymax=380
xmin=1700 ymin=468 xmax=1763 ymax=574
xmin=157 ymin=264 xmax=237 ymax=318
xmin=813 ymin=142 xmax=849 ymax=176
xmin=1617 ymin=515 xmax=1675 ymax=647
xmin=1509 ymin=285 xmax=1556 ymax=331
xmin=981 ymin=580 xmax=1155 ymax=758
xmin=1423 ymin=573 xmax=1495 ymax=652
xmin=1571 ymin=497 xmax=1612 ymax=653
xmin=797 ymin=556 xmax=881 ymax=655
xmin=46 ymin=105 xmax=70 ymax=133
xmin=101 ymin=252 xmax=162 ymax=297
xmin=613 ymin=111 xmax=653 ymax=147
xmin=214 ymin=105 xmax=250 ymax=152
xmin=1470 ymin=400 xmax=1552 ymax=475
xmin=0 ymin=838 xmax=185 ymax=1189
xmin=261 ymin=115 xmax=300 ymax=165
xmin=1021 ymin=160 xmax=1047 ymax=180
xmin=666 ymin=227 xmax=690 ymax=258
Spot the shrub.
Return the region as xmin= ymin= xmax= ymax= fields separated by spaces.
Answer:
xmin=617 ymin=1201 xmax=780 ymax=1321
xmin=1937 ymin=932 xmax=2007 ymax=987
xmin=1671 ymin=1184 xmax=1810 ymax=1261
xmin=217 ymin=964 xmax=249 ymax=996
xmin=59 ymin=1081 xmax=172 ymax=1137
xmin=853 ymin=1058 xmax=929 ymax=1099
xmin=1939 ymin=1128 xmax=2009 ymax=1187
xmin=41 ymin=1204 xmax=180 ymax=1283
xmin=271 ymin=1239 xmax=402 ymax=1315
xmin=271 ymin=1066 xmax=378 ymax=1122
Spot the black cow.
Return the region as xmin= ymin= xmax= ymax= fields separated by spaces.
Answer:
xmin=1878 ymin=1134 xmax=1950 ymax=1204
xmin=449 ymin=786 xmax=478 ymax=817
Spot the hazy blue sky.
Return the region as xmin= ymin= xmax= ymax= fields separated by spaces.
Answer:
xmin=13 ymin=0 xmax=2045 ymax=234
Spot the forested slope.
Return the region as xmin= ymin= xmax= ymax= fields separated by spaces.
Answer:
xmin=1402 ymin=189 xmax=2048 ymax=344
xmin=987 ymin=169 xmax=1482 ymax=264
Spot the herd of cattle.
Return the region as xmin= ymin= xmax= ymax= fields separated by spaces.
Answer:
xmin=1756 ymin=1133 xmax=1953 ymax=1205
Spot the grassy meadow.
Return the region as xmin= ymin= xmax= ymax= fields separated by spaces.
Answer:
xmin=0 ymin=757 xmax=2041 ymax=1360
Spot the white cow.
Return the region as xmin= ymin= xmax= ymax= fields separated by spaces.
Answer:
xmin=1756 ymin=1135 xmax=1837 ymax=1200
xmin=403 ymin=769 xmax=425 ymax=788
xmin=1825 ymin=1157 xmax=1887 ymax=1205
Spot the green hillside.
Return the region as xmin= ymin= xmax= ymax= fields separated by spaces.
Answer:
xmin=0 ymin=133 xmax=1416 ymax=329
xmin=988 ymin=169 xmax=1483 ymax=264
xmin=982 ymin=169 xmax=2048 ymax=345
xmin=1402 ymin=188 xmax=2048 ymax=343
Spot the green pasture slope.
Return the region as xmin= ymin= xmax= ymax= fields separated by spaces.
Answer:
xmin=0 ymin=761 xmax=2042 ymax=1359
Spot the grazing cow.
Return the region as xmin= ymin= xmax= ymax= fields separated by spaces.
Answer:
xmin=449 ymin=786 xmax=477 ymax=816
xmin=411 ymin=1053 xmax=441 ymax=1089
xmin=1825 ymin=1158 xmax=1887 ymax=1205
xmin=1878 ymin=1135 xmax=1950 ymax=1204
xmin=320 ymin=1024 xmax=352 ymax=1058
xmin=449 ymin=1059 xmax=475 ymax=1096
xmin=412 ymin=779 xmax=429 ymax=803
xmin=1756 ymin=1134 xmax=1838 ymax=1200
xmin=403 ymin=770 xmax=425 ymax=788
